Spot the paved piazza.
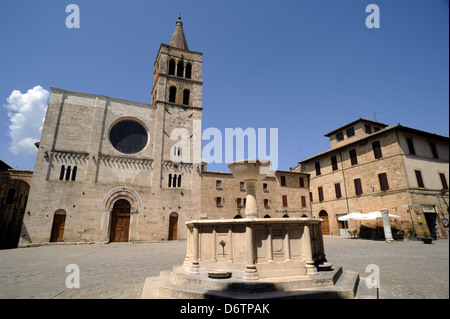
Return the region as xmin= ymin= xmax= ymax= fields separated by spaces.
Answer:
xmin=0 ymin=236 xmax=448 ymax=299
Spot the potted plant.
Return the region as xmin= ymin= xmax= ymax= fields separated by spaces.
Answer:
xmin=421 ymin=231 xmax=433 ymax=244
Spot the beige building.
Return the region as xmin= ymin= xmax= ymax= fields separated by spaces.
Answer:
xmin=200 ymin=169 xmax=311 ymax=220
xmin=297 ymin=119 xmax=449 ymax=239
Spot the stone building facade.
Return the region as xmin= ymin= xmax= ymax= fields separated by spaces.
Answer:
xmin=297 ymin=119 xmax=449 ymax=238
xmin=0 ymin=160 xmax=32 ymax=249
xmin=200 ymin=169 xmax=311 ymax=220
xmin=19 ymin=18 xmax=203 ymax=246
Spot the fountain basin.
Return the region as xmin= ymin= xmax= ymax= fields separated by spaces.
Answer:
xmin=184 ymin=218 xmax=326 ymax=280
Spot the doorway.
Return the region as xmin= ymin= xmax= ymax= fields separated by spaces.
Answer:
xmin=110 ymin=199 xmax=131 ymax=242
xmin=168 ymin=212 xmax=178 ymax=240
xmin=50 ymin=210 xmax=66 ymax=242
xmin=319 ymin=210 xmax=330 ymax=235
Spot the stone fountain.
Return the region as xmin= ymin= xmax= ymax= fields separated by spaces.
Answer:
xmin=141 ymin=160 xmax=367 ymax=299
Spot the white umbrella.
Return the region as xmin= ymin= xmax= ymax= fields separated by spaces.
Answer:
xmin=367 ymin=211 xmax=401 ymax=220
xmin=338 ymin=212 xmax=368 ymax=221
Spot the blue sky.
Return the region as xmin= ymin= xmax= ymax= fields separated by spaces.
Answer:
xmin=0 ymin=0 xmax=448 ymax=172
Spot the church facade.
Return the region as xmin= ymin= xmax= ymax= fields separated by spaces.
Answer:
xmin=19 ymin=18 xmax=204 ymax=245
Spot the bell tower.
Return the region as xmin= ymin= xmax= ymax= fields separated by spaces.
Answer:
xmin=151 ymin=16 xmax=203 ymax=109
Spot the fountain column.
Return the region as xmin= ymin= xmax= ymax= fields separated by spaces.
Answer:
xmin=190 ymin=226 xmax=200 ymax=274
xmin=303 ymin=224 xmax=318 ymax=276
xmin=244 ymin=223 xmax=259 ymax=280
xmin=245 ymin=180 xmax=258 ymax=218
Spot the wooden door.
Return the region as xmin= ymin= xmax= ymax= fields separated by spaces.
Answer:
xmin=168 ymin=213 xmax=178 ymax=240
xmin=50 ymin=213 xmax=66 ymax=242
xmin=110 ymin=199 xmax=131 ymax=242
xmin=319 ymin=211 xmax=330 ymax=235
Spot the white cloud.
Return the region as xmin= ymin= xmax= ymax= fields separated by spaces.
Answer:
xmin=4 ymin=86 xmax=49 ymax=155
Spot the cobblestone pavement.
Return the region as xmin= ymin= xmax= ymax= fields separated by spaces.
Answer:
xmin=0 ymin=236 xmax=448 ymax=299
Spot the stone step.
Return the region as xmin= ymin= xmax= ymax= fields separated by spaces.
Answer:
xmin=355 ymin=276 xmax=378 ymax=299
xmin=156 ymin=269 xmax=360 ymax=299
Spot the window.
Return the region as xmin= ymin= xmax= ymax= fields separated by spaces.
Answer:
xmin=168 ymin=174 xmax=172 ymax=187
xmin=183 ymin=89 xmax=190 ymax=105
xmin=71 ymin=166 xmax=77 ymax=181
xmin=216 ymin=180 xmax=222 ymax=189
xmin=372 ymin=141 xmax=383 ymax=159
xmin=172 ymin=174 xmax=177 ymax=188
xmin=318 ymin=187 xmax=324 ymax=202
xmin=373 ymin=127 xmax=380 ymax=132
xmin=263 ymin=183 xmax=268 ymax=192
xmin=299 ymin=177 xmax=305 ymax=188
xmin=178 ymin=175 xmax=182 ymax=188
xmin=59 ymin=165 xmax=65 ymax=180
xmin=282 ymin=195 xmax=288 ymax=207
xmin=315 ymin=162 xmax=321 ymax=176
xmin=406 ymin=137 xmax=416 ymax=155
xmin=65 ymin=166 xmax=71 ymax=181
xmin=185 ymin=63 xmax=192 ymax=79
xmin=378 ymin=173 xmax=389 ymax=191
xmin=354 ymin=178 xmax=363 ymax=196
xmin=237 ymin=198 xmax=243 ymax=208
xmin=240 ymin=182 xmax=245 ymax=191
xmin=216 ymin=197 xmax=222 ymax=207
xmin=309 ymin=192 xmax=313 ymax=203
xmin=169 ymin=59 xmax=176 ymax=75
xmin=365 ymin=125 xmax=372 ymax=134
xmin=169 ymin=86 xmax=176 ymax=103
xmin=415 ymin=170 xmax=424 ymax=188
xmin=335 ymin=183 xmax=342 ymax=199
xmin=264 ymin=199 xmax=269 ymax=208
xmin=280 ymin=176 xmax=286 ymax=186
xmin=349 ymin=149 xmax=358 ymax=166
xmin=347 ymin=127 xmax=355 ymax=138
xmin=331 ymin=156 xmax=338 ymax=171
xmin=336 ymin=132 xmax=344 ymax=142
xmin=429 ymin=142 xmax=439 ymax=159
xmin=439 ymin=173 xmax=448 ymax=190
xmin=110 ymin=120 xmax=148 ymax=154
xmin=177 ymin=61 xmax=184 ymax=77
xmin=301 ymin=196 xmax=307 ymax=207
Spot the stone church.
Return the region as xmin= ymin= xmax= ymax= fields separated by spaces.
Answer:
xmin=19 ymin=17 xmax=205 ymax=245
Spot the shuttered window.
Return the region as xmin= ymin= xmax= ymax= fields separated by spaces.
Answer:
xmin=439 ymin=173 xmax=448 ymax=190
xmin=299 ymin=177 xmax=305 ymax=188
xmin=378 ymin=173 xmax=389 ymax=191
xmin=406 ymin=137 xmax=416 ymax=155
xmin=335 ymin=183 xmax=342 ymax=199
xmin=301 ymin=196 xmax=307 ymax=207
xmin=315 ymin=162 xmax=321 ymax=176
xmin=349 ymin=149 xmax=358 ymax=166
xmin=331 ymin=156 xmax=338 ymax=171
xmin=282 ymin=195 xmax=288 ymax=207
xmin=280 ymin=176 xmax=286 ymax=186
xmin=318 ymin=187 xmax=324 ymax=202
xmin=372 ymin=141 xmax=383 ymax=159
xmin=354 ymin=178 xmax=363 ymax=196
xmin=414 ymin=170 xmax=424 ymax=188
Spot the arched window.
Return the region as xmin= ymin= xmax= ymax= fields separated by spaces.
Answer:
xmin=65 ymin=166 xmax=71 ymax=181
xmin=185 ymin=63 xmax=192 ymax=79
xmin=183 ymin=89 xmax=190 ymax=105
xmin=177 ymin=61 xmax=184 ymax=77
xmin=169 ymin=86 xmax=176 ymax=103
xmin=71 ymin=166 xmax=77 ymax=181
xmin=264 ymin=214 xmax=271 ymax=218
xmin=168 ymin=174 xmax=172 ymax=187
xmin=169 ymin=59 xmax=176 ymax=75
xmin=172 ymin=174 xmax=177 ymax=188
xmin=177 ymin=175 xmax=182 ymax=188
xmin=59 ymin=165 xmax=65 ymax=180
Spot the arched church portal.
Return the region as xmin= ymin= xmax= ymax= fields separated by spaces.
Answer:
xmin=110 ymin=199 xmax=131 ymax=242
